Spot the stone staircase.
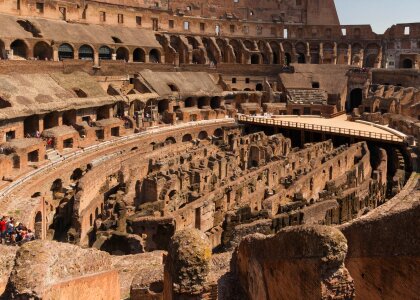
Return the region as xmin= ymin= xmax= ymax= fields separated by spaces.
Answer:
xmin=46 ymin=149 xmax=62 ymax=163
xmin=288 ymin=88 xmax=328 ymax=104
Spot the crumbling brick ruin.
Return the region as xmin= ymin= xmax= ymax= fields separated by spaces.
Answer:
xmin=0 ymin=0 xmax=418 ymax=299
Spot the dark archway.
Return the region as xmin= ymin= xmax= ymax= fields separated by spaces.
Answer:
xmin=133 ymin=48 xmax=145 ymax=62
xmin=198 ymin=131 xmax=208 ymax=140
xmin=158 ymin=99 xmax=169 ymax=113
xmin=214 ymin=128 xmax=223 ymax=137
xmin=210 ymin=97 xmax=221 ymax=109
xmin=284 ymin=53 xmax=292 ymax=65
xmin=78 ymin=44 xmax=94 ymax=60
xmin=149 ymin=49 xmax=160 ymax=63
xmin=33 ymin=41 xmax=52 ymax=60
xmin=116 ymin=47 xmax=129 ymax=61
xmin=99 ymin=46 xmax=112 ymax=60
xmin=297 ymin=53 xmax=306 ymax=64
xmin=364 ymin=54 xmax=377 ymax=68
xmin=11 ymin=39 xmax=28 ymax=59
xmin=24 ymin=115 xmax=39 ymax=136
xmin=182 ymin=134 xmax=192 ymax=142
xmin=185 ymin=98 xmax=195 ymax=108
xmin=251 ymin=54 xmax=260 ymax=64
xmin=347 ymin=88 xmax=363 ymax=113
xmin=402 ymin=59 xmax=413 ymax=69
xmin=197 ymin=97 xmax=208 ymax=109
xmin=58 ymin=43 xmax=74 ymax=60
xmin=256 ymin=84 xmax=263 ymax=91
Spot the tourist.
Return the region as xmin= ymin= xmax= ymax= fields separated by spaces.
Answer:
xmin=0 ymin=217 xmax=7 ymax=244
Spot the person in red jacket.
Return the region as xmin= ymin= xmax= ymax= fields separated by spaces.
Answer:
xmin=0 ymin=217 xmax=7 ymax=244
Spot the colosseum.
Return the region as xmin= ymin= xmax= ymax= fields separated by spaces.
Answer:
xmin=0 ymin=0 xmax=418 ymax=299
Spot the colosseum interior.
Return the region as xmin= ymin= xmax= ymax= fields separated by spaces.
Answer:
xmin=0 ymin=0 xmax=418 ymax=299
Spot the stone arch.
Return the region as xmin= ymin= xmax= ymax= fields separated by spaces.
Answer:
xmin=197 ymin=97 xmax=209 ymax=108
xmin=243 ymin=40 xmax=256 ymax=51
xmin=165 ymin=137 xmax=176 ymax=145
xmin=216 ymin=38 xmax=228 ymax=63
xmin=250 ymin=54 xmax=260 ymax=64
xmin=98 ymin=45 xmax=112 ymax=60
xmin=284 ymin=52 xmax=292 ymax=65
xmin=198 ymin=131 xmax=208 ymax=140
xmin=364 ymin=54 xmax=377 ymax=68
xmin=214 ymin=128 xmax=223 ymax=137
xmin=149 ymin=49 xmax=161 ymax=63
xmin=33 ymin=41 xmax=52 ymax=60
xmin=269 ymin=41 xmax=281 ymax=64
xmin=310 ymin=44 xmax=320 ymax=64
xmin=23 ymin=115 xmax=39 ymax=135
xmin=182 ymin=133 xmax=192 ymax=142
xmin=158 ymin=99 xmax=169 ymax=113
xmin=192 ymin=50 xmax=205 ymax=64
xmin=78 ymin=44 xmax=94 ymax=60
xmin=210 ymin=97 xmax=221 ymax=109
xmin=347 ymin=88 xmax=363 ymax=113
xmin=184 ymin=97 xmax=196 ymax=108
xmin=116 ymin=47 xmax=129 ymax=61
xmin=63 ymin=110 xmax=76 ymax=125
xmin=133 ymin=48 xmax=145 ymax=62
xmin=58 ymin=43 xmax=74 ymax=60
xmin=256 ymin=83 xmax=263 ymax=91
xmin=71 ymin=168 xmax=84 ymax=181
xmin=337 ymin=43 xmax=348 ymax=65
xmin=51 ymin=178 xmax=63 ymax=196
xmin=229 ymin=39 xmax=243 ymax=63
xmin=297 ymin=53 xmax=306 ymax=64
xmin=11 ymin=39 xmax=28 ymax=59
xmin=402 ymin=58 xmax=413 ymax=69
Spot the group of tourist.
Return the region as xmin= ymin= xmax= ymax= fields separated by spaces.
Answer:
xmin=25 ymin=130 xmax=41 ymax=138
xmin=0 ymin=216 xmax=35 ymax=245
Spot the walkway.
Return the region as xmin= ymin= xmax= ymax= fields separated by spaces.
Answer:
xmin=238 ymin=114 xmax=406 ymax=144
xmin=0 ymin=118 xmax=235 ymax=200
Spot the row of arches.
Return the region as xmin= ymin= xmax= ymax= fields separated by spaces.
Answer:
xmin=1 ymin=38 xmax=161 ymax=63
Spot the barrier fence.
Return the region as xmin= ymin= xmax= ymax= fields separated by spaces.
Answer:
xmin=237 ymin=115 xmax=404 ymax=143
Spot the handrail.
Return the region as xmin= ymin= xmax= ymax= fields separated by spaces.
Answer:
xmin=237 ymin=115 xmax=404 ymax=143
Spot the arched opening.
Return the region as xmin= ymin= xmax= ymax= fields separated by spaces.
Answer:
xmin=256 ymin=84 xmax=263 ymax=91
xmin=35 ymin=211 xmax=42 ymax=239
xmin=71 ymin=168 xmax=83 ymax=181
xmin=11 ymin=39 xmax=28 ymax=59
xmin=284 ymin=53 xmax=292 ymax=65
xmin=165 ymin=137 xmax=176 ymax=145
xmin=329 ymin=166 xmax=333 ymax=180
xmin=347 ymin=88 xmax=363 ymax=113
xmin=149 ymin=49 xmax=160 ymax=63
xmin=63 ymin=110 xmax=76 ymax=126
xmin=210 ymin=97 xmax=221 ymax=109
xmin=214 ymin=128 xmax=223 ymax=137
xmin=182 ymin=134 xmax=192 ymax=142
xmin=0 ymin=39 xmax=6 ymax=59
xmin=250 ymin=54 xmax=260 ymax=64
xmin=98 ymin=46 xmax=112 ymax=60
xmin=158 ymin=99 xmax=169 ymax=114
xmin=198 ymin=131 xmax=208 ymax=140
xmin=44 ymin=112 xmax=59 ymax=129
xmin=192 ymin=51 xmax=204 ymax=64
xmin=184 ymin=98 xmax=195 ymax=108
xmin=133 ymin=48 xmax=145 ymax=62
xmin=33 ymin=41 xmax=52 ymax=60
xmin=272 ymin=52 xmax=279 ymax=64
xmin=364 ymin=54 xmax=377 ymax=68
xmin=58 ymin=43 xmax=74 ymax=60
xmin=51 ymin=178 xmax=63 ymax=196
xmin=297 ymin=53 xmax=306 ymax=64
xmin=0 ymin=97 xmax=11 ymax=109
xmin=78 ymin=44 xmax=94 ymax=60
xmin=24 ymin=115 xmax=39 ymax=136
xmin=402 ymin=59 xmax=413 ymax=69
xmin=116 ymin=47 xmax=129 ymax=61
xmin=197 ymin=97 xmax=208 ymax=109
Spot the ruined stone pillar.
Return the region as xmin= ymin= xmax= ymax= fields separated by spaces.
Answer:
xmin=39 ymin=116 xmax=45 ymax=133
xmin=58 ymin=112 xmax=63 ymax=126
xmin=93 ymin=51 xmax=99 ymax=66
xmin=53 ymin=49 xmax=59 ymax=62
xmin=163 ymin=229 xmax=211 ymax=300
xmin=347 ymin=45 xmax=352 ymax=65
xmin=333 ymin=42 xmax=338 ymax=64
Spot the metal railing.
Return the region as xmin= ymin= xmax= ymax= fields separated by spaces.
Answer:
xmin=237 ymin=115 xmax=404 ymax=143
